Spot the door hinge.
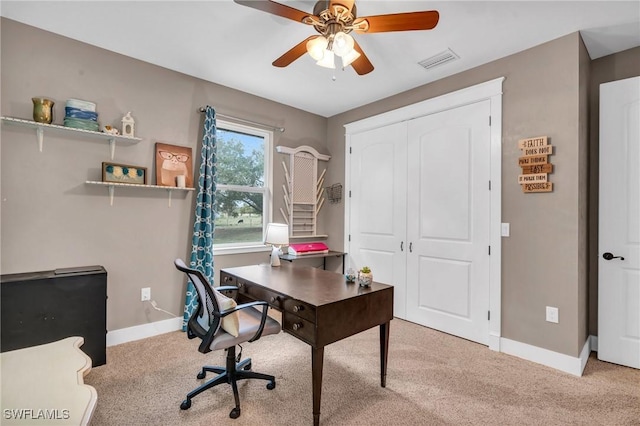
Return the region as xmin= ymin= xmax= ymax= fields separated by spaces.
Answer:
xmin=349 ymin=147 xmax=352 ymax=154
xmin=489 ymin=180 xmax=491 ymax=190
xmin=488 ymin=311 xmax=491 ymax=320
xmin=488 ymin=246 xmax=491 ymax=255
xmin=349 ymin=190 xmax=352 ymax=198
xmin=348 ymin=234 xmax=351 ymax=241
xmin=489 ymin=116 xmax=492 ymax=126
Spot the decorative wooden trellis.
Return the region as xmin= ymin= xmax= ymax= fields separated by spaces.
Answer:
xmin=276 ymin=145 xmax=330 ymax=238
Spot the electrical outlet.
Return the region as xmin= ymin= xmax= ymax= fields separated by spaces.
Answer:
xmin=546 ymin=306 xmax=559 ymax=323
xmin=141 ymin=287 xmax=151 ymax=302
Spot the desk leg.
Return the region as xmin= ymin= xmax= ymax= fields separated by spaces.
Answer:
xmin=379 ymin=321 xmax=390 ymax=388
xmin=312 ymin=346 xmax=324 ymax=426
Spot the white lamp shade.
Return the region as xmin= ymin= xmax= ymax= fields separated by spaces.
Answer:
xmin=316 ymin=50 xmax=336 ymax=69
xmin=333 ymin=32 xmax=355 ymax=57
xmin=306 ymin=36 xmax=328 ymax=61
xmin=341 ymin=49 xmax=361 ymax=68
xmin=264 ymin=223 xmax=289 ymax=246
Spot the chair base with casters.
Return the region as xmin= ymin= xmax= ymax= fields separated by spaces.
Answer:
xmin=180 ymin=344 xmax=276 ymax=418
xmin=174 ymin=258 xmax=281 ymax=420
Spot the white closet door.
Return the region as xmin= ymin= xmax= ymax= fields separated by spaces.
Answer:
xmin=349 ymin=122 xmax=408 ymax=319
xmin=406 ymin=100 xmax=491 ymax=345
xmin=598 ymin=76 xmax=640 ymax=369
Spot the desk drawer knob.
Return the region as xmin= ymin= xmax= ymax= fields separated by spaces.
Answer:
xmin=224 ymin=276 xmax=231 ymax=282
xmin=270 ymin=296 xmax=280 ymax=303
xmin=292 ymin=322 xmax=303 ymax=331
xmin=293 ymin=305 xmax=304 ymax=313
xmin=237 ymin=282 xmax=244 ymax=289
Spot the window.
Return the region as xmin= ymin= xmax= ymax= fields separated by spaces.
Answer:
xmin=214 ymin=121 xmax=272 ymax=254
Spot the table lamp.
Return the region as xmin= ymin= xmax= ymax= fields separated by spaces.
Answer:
xmin=264 ymin=223 xmax=289 ymax=267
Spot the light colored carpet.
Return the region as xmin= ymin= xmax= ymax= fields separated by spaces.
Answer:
xmin=86 ymin=313 xmax=640 ymax=425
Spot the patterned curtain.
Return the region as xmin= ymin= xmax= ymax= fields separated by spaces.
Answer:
xmin=183 ymin=106 xmax=217 ymax=330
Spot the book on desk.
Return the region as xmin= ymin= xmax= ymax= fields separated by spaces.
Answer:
xmin=287 ymin=242 xmax=329 ymax=256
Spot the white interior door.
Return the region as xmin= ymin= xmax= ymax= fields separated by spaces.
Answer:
xmin=349 ymin=122 xmax=408 ymax=319
xmin=598 ymin=76 xmax=640 ymax=369
xmin=405 ymin=101 xmax=491 ymax=345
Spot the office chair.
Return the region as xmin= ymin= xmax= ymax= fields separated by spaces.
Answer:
xmin=174 ymin=259 xmax=281 ymax=419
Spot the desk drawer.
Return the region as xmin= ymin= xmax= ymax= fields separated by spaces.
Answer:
xmin=237 ymin=280 xmax=284 ymax=310
xmin=220 ymin=272 xmax=236 ymax=286
xmin=283 ymin=312 xmax=315 ymax=345
xmin=282 ymin=299 xmax=315 ymax=323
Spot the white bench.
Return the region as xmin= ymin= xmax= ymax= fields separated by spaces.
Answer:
xmin=0 ymin=336 xmax=97 ymax=425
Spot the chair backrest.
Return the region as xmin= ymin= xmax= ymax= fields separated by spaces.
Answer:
xmin=174 ymin=259 xmax=222 ymax=342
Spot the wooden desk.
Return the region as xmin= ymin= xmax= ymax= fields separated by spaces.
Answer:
xmin=220 ymin=263 xmax=393 ymax=426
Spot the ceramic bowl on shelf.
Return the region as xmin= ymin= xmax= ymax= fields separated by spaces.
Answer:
xmin=65 ymin=107 xmax=98 ymax=121
xmin=66 ymin=98 xmax=96 ymax=112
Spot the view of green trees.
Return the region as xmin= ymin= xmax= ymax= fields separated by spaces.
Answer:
xmin=213 ymin=131 xmax=265 ymax=244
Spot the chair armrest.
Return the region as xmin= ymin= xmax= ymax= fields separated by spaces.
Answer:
xmin=219 ymin=301 xmax=271 ymax=343
xmin=198 ymin=300 xmax=271 ymax=353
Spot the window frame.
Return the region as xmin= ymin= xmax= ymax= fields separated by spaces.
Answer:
xmin=213 ymin=120 xmax=273 ymax=255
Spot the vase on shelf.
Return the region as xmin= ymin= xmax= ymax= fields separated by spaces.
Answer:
xmin=32 ymin=97 xmax=54 ymax=124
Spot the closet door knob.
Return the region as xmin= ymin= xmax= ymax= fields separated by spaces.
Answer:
xmin=603 ymin=252 xmax=624 ymax=261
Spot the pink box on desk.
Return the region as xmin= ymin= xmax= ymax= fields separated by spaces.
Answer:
xmin=288 ymin=242 xmax=329 ymax=256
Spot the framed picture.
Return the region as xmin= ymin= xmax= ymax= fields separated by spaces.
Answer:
xmin=102 ymin=162 xmax=147 ymax=185
xmin=155 ymin=142 xmax=194 ymax=188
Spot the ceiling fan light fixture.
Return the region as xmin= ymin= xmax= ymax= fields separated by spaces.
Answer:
xmin=316 ymin=49 xmax=335 ymax=69
xmin=341 ymin=48 xmax=361 ymax=68
xmin=306 ymin=36 xmax=328 ymax=61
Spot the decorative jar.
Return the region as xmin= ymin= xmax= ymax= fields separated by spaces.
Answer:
xmin=32 ymin=97 xmax=54 ymax=124
xmin=357 ymin=267 xmax=373 ymax=287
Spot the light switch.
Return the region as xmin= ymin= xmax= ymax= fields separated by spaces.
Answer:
xmin=501 ymin=223 xmax=510 ymax=237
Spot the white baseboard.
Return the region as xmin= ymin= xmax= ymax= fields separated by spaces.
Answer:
xmin=500 ymin=337 xmax=592 ymax=376
xmin=106 ymin=317 xmax=183 ymax=347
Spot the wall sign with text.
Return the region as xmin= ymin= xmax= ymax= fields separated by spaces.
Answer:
xmin=518 ymin=136 xmax=554 ymax=193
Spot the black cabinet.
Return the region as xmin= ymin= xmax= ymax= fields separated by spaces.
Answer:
xmin=1 ymin=266 xmax=107 ymax=366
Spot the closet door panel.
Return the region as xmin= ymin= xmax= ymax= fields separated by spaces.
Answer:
xmin=406 ymin=100 xmax=491 ymax=345
xmin=418 ymin=127 xmax=471 ymax=241
xmin=349 ymin=122 xmax=408 ymax=319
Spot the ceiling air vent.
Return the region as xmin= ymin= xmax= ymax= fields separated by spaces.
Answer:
xmin=419 ymin=48 xmax=459 ymax=70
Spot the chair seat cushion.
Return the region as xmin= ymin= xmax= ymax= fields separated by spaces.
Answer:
xmin=209 ymin=307 xmax=281 ymax=352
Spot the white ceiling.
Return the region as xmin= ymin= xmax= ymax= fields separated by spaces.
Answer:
xmin=2 ymin=1 xmax=639 ymax=117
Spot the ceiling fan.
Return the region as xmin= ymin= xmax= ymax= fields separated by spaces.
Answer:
xmin=233 ymin=0 xmax=439 ymax=75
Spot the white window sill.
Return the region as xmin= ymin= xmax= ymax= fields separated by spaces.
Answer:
xmin=213 ymin=244 xmax=271 ymax=256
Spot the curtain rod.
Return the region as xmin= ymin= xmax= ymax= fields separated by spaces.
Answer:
xmin=198 ymin=107 xmax=285 ymax=133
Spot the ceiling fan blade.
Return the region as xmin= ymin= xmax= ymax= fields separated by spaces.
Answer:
xmin=273 ymin=36 xmax=317 ymax=68
xmin=354 ymin=11 xmax=439 ymax=33
xmin=350 ymin=40 xmax=374 ymax=75
xmin=234 ymin=0 xmax=310 ymax=23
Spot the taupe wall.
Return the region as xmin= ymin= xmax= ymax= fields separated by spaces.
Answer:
xmin=0 ymin=18 xmax=327 ymax=331
xmin=327 ymin=33 xmax=589 ymax=357
xmin=3 ymin=17 xmax=639 ymax=358
xmin=587 ymin=47 xmax=640 ymax=335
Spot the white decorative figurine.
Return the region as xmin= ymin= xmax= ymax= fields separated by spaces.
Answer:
xmin=121 ymin=111 xmax=135 ymax=137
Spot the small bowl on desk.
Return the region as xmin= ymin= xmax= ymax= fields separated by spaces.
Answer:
xmin=345 ymin=268 xmax=356 ymax=283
